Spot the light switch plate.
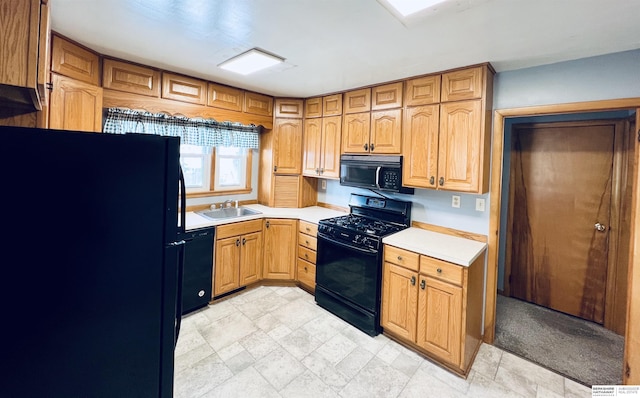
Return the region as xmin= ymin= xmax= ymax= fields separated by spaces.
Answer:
xmin=452 ymin=195 xmax=461 ymax=208
xmin=476 ymin=198 xmax=486 ymax=212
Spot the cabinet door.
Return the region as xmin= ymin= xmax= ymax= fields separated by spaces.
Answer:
xmin=49 ymin=74 xmax=103 ymax=132
xmin=208 ymin=83 xmax=243 ymax=111
xmin=239 ymin=231 xmax=263 ymax=286
xmin=404 ymin=75 xmax=441 ymax=106
xmin=302 ymin=118 xmax=322 ymax=177
xmin=417 ymin=276 xmax=462 ymax=366
xmin=381 ymin=262 xmax=418 ymax=341
xmin=370 ymin=109 xmax=402 ymax=154
xmin=372 ymin=82 xmax=403 ymax=110
xmin=441 ymin=66 xmax=483 ymax=102
xmin=263 ymin=219 xmax=297 ymax=279
xmin=275 ymin=98 xmax=304 ymax=118
xmin=342 ymin=112 xmax=370 ymax=154
xmin=274 ymin=118 xmax=302 ymax=174
xmin=51 ymin=35 xmax=100 ymax=86
xmin=103 ymin=58 xmax=160 ymax=97
xmin=322 ymin=94 xmax=342 ymax=116
xmin=320 ymin=115 xmax=342 ymax=178
xmin=402 ymin=105 xmax=439 ymax=188
xmin=343 ymin=88 xmax=371 ymax=114
xmin=304 ymin=97 xmax=322 ymax=118
xmin=438 ymin=100 xmax=482 ymax=192
xmin=214 ymin=236 xmax=241 ymax=296
xmin=244 ymin=91 xmax=273 ymax=116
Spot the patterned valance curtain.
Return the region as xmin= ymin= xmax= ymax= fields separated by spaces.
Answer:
xmin=102 ymin=108 xmax=260 ymax=149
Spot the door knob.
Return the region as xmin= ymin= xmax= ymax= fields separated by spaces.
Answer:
xmin=595 ymin=222 xmax=607 ymax=232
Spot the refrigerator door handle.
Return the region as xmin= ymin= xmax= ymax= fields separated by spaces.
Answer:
xmin=179 ymin=167 xmax=186 ymax=234
xmin=174 ymin=241 xmax=186 ymax=347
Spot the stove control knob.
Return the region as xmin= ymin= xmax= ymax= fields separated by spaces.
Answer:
xmin=354 ymin=234 xmax=362 ymax=243
xmin=360 ymin=237 xmax=369 ymax=246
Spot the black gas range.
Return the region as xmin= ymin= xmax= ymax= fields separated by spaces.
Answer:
xmin=315 ymin=194 xmax=411 ymax=336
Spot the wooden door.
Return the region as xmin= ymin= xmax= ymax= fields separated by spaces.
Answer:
xmin=214 ymin=236 xmax=240 ymax=296
xmin=370 ymin=109 xmax=402 ymax=154
xmin=49 ymin=74 xmax=103 ymax=132
xmin=239 ymin=231 xmax=263 ymax=286
xmin=320 ymin=115 xmax=342 ymax=178
xmin=438 ymin=100 xmax=482 ymax=192
xmin=262 ymin=219 xmax=297 ymax=279
xmin=302 ymin=118 xmax=322 ymax=177
xmin=402 ymin=105 xmax=440 ymax=188
xmin=417 ymin=276 xmax=462 ymax=366
xmin=508 ymin=122 xmax=616 ymax=323
xmin=381 ymin=262 xmax=418 ymax=341
xmin=342 ymin=112 xmax=370 ymax=154
xmin=273 ymin=118 xmax=302 ymax=174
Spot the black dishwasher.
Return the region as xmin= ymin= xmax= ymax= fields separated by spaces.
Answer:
xmin=181 ymin=226 xmax=214 ymax=315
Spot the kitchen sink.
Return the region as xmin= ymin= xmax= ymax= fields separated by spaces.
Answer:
xmin=196 ymin=207 xmax=261 ymax=220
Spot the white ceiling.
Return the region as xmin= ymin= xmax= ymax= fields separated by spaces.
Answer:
xmin=51 ymin=0 xmax=640 ymax=98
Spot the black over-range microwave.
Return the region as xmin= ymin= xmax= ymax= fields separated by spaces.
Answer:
xmin=339 ymin=155 xmax=414 ymax=194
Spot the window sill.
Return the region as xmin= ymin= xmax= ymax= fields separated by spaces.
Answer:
xmin=186 ymin=188 xmax=252 ymax=198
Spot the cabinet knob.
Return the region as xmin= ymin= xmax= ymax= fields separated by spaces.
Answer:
xmin=304 ymin=253 xmax=309 ymax=259
xmin=242 ymin=238 xmax=246 ymax=245
xmin=439 ymin=177 xmax=444 ymax=186
xmin=274 ymin=166 xmax=278 ymax=172
xmin=397 ymin=255 xmax=403 ymax=261
xmin=306 ymin=227 xmax=311 ymax=232
xmin=370 ymin=143 xmax=375 ymax=151
xmin=266 ymin=221 xmax=270 ymax=228
xmin=420 ymin=279 xmax=426 ymax=290
xmin=305 ymin=240 xmax=310 ymax=245
xmin=364 ymin=143 xmax=368 ymax=151
xmin=320 ymin=168 xmax=324 ymax=174
xmin=430 ymin=176 xmax=435 ymax=185
xmin=235 ymin=239 xmax=240 ymax=247
xmin=304 ymin=266 xmax=308 ymax=272
xmin=436 ymin=268 xmax=442 ymax=273
xmin=410 ymin=276 xmax=416 ymax=286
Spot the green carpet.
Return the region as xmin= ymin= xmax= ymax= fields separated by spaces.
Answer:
xmin=494 ymin=294 xmax=624 ymax=387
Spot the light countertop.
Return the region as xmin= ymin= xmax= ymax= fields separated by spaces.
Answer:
xmin=185 ymin=204 xmax=347 ymax=230
xmin=382 ymin=227 xmax=487 ymax=267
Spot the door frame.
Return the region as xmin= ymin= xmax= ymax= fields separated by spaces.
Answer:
xmin=484 ymin=99 xmax=640 ymax=368
xmin=503 ymin=119 xmax=628 ymax=327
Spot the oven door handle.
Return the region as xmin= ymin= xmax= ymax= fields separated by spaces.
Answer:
xmin=375 ymin=166 xmax=381 ymax=189
xmin=319 ymin=234 xmax=378 ymax=255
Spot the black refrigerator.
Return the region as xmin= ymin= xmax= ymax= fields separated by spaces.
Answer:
xmin=0 ymin=126 xmax=185 ymax=397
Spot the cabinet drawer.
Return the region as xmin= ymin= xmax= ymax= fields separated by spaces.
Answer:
xmin=297 ymin=258 xmax=316 ymax=288
xmin=216 ymin=219 xmax=263 ymax=240
xmin=384 ymin=245 xmax=419 ymax=272
xmin=162 ymin=72 xmax=207 ymax=105
xmin=420 ymin=256 xmax=463 ymax=286
xmin=103 ymin=58 xmax=160 ymax=97
xmin=299 ymin=221 xmax=318 ymax=236
xmin=441 ymin=66 xmax=483 ymax=102
xmin=298 ymin=245 xmax=316 ymax=264
xmin=298 ymin=232 xmax=317 ymax=251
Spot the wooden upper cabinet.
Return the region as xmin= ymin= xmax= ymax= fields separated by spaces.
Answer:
xmin=343 ymin=88 xmax=371 ymax=114
xmin=302 ymin=118 xmax=322 ymax=177
xmin=320 ymin=115 xmax=342 ymax=178
xmin=441 ymin=66 xmax=483 ymax=102
xmin=161 ymin=72 xmax=206 ymax=105
xmin=102 ymin=58 xmax=160 ymax=97
xmin=49 ymin=73 xmax=103 ymax=132
xmin=275 ymin=98 xmax=304 ymax=118
xmin=51 ymin=35 xmax=100 ymax=86
xmin=402 ymin=104 xmax=440 ymax=188
xmin=370 ymin=109 xmax=402 ymax=154
xmin=438 ymin=100 xmax=483 ymax=192
xmin=207 ymin=83 xmax=243 ymax=111
xmin=404 ymin=75 xmax=441 ymax=106
xmin=273 ymin=118 xmax=302 ymax=174
xmin=322 ymin=94 xmax=342 ymax=116
xmin=342 ymin=112 xmax=371 ymax=154
xmin=244 ymin=91 xmax=273 ymax=116
xmin=305 ymin=97 xmax=322 ymax=118
xmin=372 ymin=82 xmax=403 ymax=110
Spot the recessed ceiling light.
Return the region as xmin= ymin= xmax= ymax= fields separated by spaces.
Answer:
xmin=218 ymin=48 xmax=284 ymax=75
xmin=384 ymin=0 xmax=448 ymax=17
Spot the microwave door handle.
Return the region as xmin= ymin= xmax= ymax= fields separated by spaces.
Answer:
xmin=375 ymin=166 xmax=381 ymax=189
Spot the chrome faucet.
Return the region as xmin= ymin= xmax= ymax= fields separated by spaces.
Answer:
xmin=223 ymin=199 xmax=233 ymax=208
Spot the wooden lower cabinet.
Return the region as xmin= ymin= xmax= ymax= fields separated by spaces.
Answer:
xmin=381 ymin=245 xmax=485 ymax=375
xmin=213 ymin=220 xmax=262 ymax=297
xmin=296 ymin=221 xmax=318 ymax=291
xmin=263 ymin=218 xmax=297 ymax=280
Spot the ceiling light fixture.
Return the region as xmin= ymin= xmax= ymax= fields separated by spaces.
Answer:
xmin=218 ymin=48 xmax=284 ymax=75
xmin=384 ymin=0 xmax=449 ymax=17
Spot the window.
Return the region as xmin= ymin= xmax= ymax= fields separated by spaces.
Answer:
xmin=180 ymin=145 xmax=252 ymax=197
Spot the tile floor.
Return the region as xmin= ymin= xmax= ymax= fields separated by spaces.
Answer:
xmin=174 ymin=286 xmax=593 ymax=398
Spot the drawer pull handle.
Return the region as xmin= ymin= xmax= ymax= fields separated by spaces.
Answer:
xmin=410 ymin=276 xmax=416 ymax=286
xmin=306 ymin=227 xmax=311 ymax=232
xmin=305 ymin=253 xmax=309 ymax=259
xmin=397 ymin=255 xmax=403 ymax=261
xmin=420 ymin=279 xmax=426 ymax=290
xmin=306 ymin=240 xmax=310 ymax=245
xmin=437 ymin=268 xmax=442 ymax=273
xmin=304 ymin=266 xmax=308 ymax=271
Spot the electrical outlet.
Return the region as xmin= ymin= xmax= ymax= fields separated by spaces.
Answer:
xmin=321 ymin=180 xmax=327 ymax=189
xmin=451 ymin=195 xmax=461 ymax=208
xmin=476 ymin=198 xmax=486 ymax=212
